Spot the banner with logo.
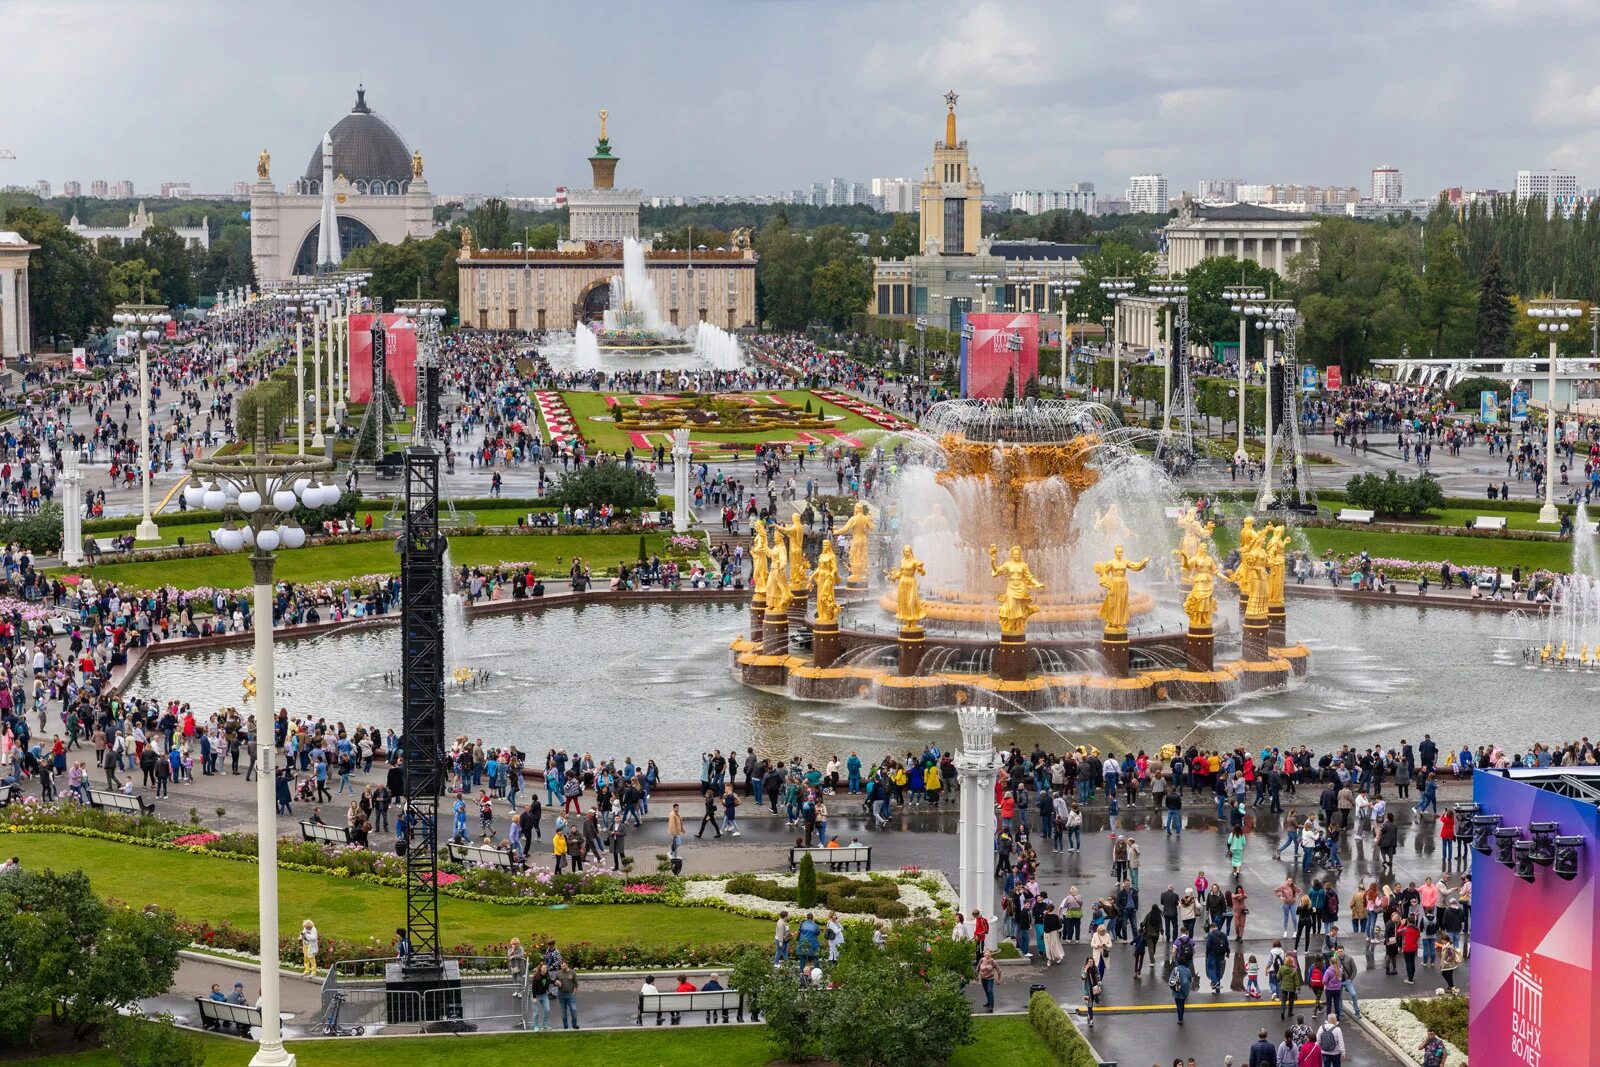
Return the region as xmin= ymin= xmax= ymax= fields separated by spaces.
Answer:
xmin=1511 ymin=389 xmax=1529 ymax=419
xmin=1324 ymin=366 xmax=1342 ymax=391
xmin=959 ymin=313 xmax=1039 ymax=399
xmin=1480 ymin=390 xmax=1500 ymax=422
xmin=71 ymin=348 xmax=87 ymax=373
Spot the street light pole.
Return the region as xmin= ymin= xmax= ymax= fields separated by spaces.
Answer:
xmin=113 ymin=303 xmax=169 ymax=542
xmin=1099 ymin=277 xmax=1134 ymax=404
xmin=311 ymin=296 xmax=326 ymax=451
xmin=1528 ymin=298 xmax=1584 ymax=523
xmin=1226 ymin=286 xmax=1267 ymax=460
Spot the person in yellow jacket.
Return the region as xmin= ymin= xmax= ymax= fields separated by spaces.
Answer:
xmin=552 ymin=828 xmax=569 ymax=874
xmin=924 ymin=763 xmax=943 ymax=805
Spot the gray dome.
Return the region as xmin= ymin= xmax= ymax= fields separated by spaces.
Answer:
xmin=304 ymin=87 xmax=412 ymax=185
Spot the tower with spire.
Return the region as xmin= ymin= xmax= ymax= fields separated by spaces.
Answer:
xmin=919 ymin=90 xmax=985 ymax=256
xmin=563 ymin=107 xmax=642 ymax=248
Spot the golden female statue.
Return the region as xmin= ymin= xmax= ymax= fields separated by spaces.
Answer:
xmin=411 ymin=149 xmax=425 ymax=180
xmin=837 ymin=501 xmax=874 ymax=584
xmin=1265 ymin=524 xmax=1288 ymax=608
xmin=1094 ymin=502 xmax=1131 ymax=541
xmin=256 ymin=150 xmax=271 ymax=181
xmin=887 ymin=545 xmax=927 ymax=628
xmin=765 ymin=538 xmax=792 ymax=615
xmin=750 ymin=518 xmax=769 ymax=594
xmin=810 ymin=540 xmax=842 ymax=625
xmin=459 ymin=226 xmax=474 ymax=253
xmin=989 ymin=544 xmax=1044 ymax=636
xmin=1177 ymin=543 xmax=1220 ymax=631
xmin=775 ymin=510 xmax=808 ymax=588
xmin=1173 ymin=506 xmax=1216 ymax=586
xmin=1094 ymin=544 xmax=1150 ymax=633
xmin=242 ymin=666 xmax=257 ymax=703
xmin=1227 ymin=530 xmax=1270 ymax=618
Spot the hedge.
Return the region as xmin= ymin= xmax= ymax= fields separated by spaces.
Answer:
xmin=1027 ymin=991 xmax=1099 ymax=1067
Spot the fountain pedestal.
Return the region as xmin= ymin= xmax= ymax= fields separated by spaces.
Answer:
xmin=1267 ymin=604 xmax=1286 ymax=648
xmin=811 ymin=621 xmax=841 ymax=669
xmin=897 ymin=626 xmax=926 ymax=676
xmin=787 ymin=587 xmax=810 ymax=634
xmin=762 ymin=611 xmax=790 ymax=656
xmin=994 ymin=632 xmax=1028 ymax=681
xmin=749 ymin=593 xmax=765 ymax=643
xmin=1100 ymin=628 xmax=1130 ymax=678
xmin=1185 ymin=624 xmax=1215 ymax=672
xmin=1241 ymin=612 xmax=1271 ymax=661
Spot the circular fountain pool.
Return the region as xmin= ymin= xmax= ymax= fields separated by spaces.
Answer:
xmin=132 ymin=597 xmax=1576 ymax=775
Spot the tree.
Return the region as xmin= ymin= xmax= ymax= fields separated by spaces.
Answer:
xmin=1417 ymin=224 xmax=1476 ymax=359
xmin=796 ymin=853 xmax=818 ymax=907
xmin=1291 ymin=218 xmax=1418 ymax=373
xmin=811 ymin=256 xmax=872 ymax=330
xmin=0 ymin=870 xmax=186 ymax=1046
xmin=3 ymin=205 xmax=110 ymax=347
xmin=1001 ymin=367 xmax=1017 ymax=402
xmin=1178 ymin=255 xmax=1283 ymax=365
xmin=1076 ymin=240 xmax=1157 ymax=320
xmin=875 ymin=213 xmax=919 ymax=259
xmin=547 ymin=463 xmax=657 ymax=513
xmin=816 ymin=954 xmax=974 ymax=1067
xmin=467 ymin=198 xmax=512 ymax=251
xmin=1475 ymin=248 xmax=1515 ymax=360
xmin=108 ymin=258 xmax=161 ymax=307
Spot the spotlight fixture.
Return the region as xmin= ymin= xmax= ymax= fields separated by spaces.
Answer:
xmin=1495 ymin=826 xmax=1524 ymax=867
xmin=1513 ymin=840 xmax=1536 ymax=882
xmin=1529 ymin=821 xmax=1560 ymax=866
xmin=1553 ymin=835 xmax=1585 ymax=880
xmin=1472 ymin=813 xmax=1501 ymax=855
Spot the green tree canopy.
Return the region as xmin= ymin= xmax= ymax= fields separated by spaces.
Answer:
xmin=1474 ymin=247 xmax=1515 ymax=360
xmin=3 ymin=205 xmax=110 ymax=347
xmin=1177 ymin=256 xmax=1283 ymax=363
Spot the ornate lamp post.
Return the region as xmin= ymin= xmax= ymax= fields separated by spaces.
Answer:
xmin=111 ymin=303 xmax=169 ymax=542
xmin=1528 ymin=298 xmax=1585 ymax=523
xmin=1248 ymin=300 xmax=1297 ymax=503
xmin=1225 ymin=286 xmax=1268 ymax=460
xmin=1149 ymin=279 xmax=1189 ymax=434
xmin=1099 ymin=277 xmax=1135 ymax=400
xmin=1049 ymin=277 xmax=1080 ymax=388
xmin=187 ymin=436 xmax=337 ymax=1067
xmin=971 ymin=273 xmax=999 ymax=314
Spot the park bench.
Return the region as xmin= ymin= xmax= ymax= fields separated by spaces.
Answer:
xmin=0 ymin=783 xmax=21 ymax=806
xmin=85 ymin=787 xmax=154 ymax=814
xmin=300 ymin=820 xmax=353 ymax=845
xmin=1335 ymin=508 xmax=1375 ymax=524
xmin=1472 ymin=515 xmax=1508 ymax=531
xmin=447 ymin=842 xmax=518 ymax=869
xmin=637 ymin=988 xmax=744 ymax=1025
xmin=789 ymin=844 xmax=871 ymax=873
xmin=194 ymin=998 xmax=262 ymax=1035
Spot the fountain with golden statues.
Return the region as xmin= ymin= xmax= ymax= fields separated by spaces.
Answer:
xmin=730 ymin=398 xmax=1310 ymax=711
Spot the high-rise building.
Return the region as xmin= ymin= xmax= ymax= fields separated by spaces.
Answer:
xmin=29 ymin=180 xmax=50 ymax=199
xmin=1370 ymin=165 xmax=1402 ymax=204
xmin=1007 ymin=186 xmax=1097 ymax=216
xmin=918 ymin=91 xmax=985 ymax=254
xmin=90 ymin=180 xmax=108 ymax=198
xmin=111 ymin=180 xmax=135 ymax=198
xmin=62 ymin=181 xmax=81 ymax=197
xmin=1126 ymin=174 xmax=1168 ymax=214
xmin=1516 ymin=168 xmax=1580 ymax=214
xmin=1196 ymin=178 xmax=1242 ymax=202
xmin=160 ymin=181 xmax=192 ymax=199
xmin=873 ymin=177 xmax=918 ymax=214
xmin=230 ymin=181 xmax=251 ymax=197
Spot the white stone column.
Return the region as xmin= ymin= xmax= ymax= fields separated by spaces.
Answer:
xmin=61 ymin=452 xmax=84 ymax=567
xmin=672 ymin=427 xmax=691 ymax=532
xmin=956 ymin=706 xmax=998 ymax=948
xmin=135 ymin=346 xmax=159 ymax=542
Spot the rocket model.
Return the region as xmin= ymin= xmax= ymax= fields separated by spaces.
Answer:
xmin=315 ymin=131 xmax=342 ymax=271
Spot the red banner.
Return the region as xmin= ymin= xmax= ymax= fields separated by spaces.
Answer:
xmin=961 ymin=313 xmax=1040 ymax=399
xmin=347 ymin=313 xmax=418 ymax=404
xmin=1325 ymin=366 xmax=1342 ymax=391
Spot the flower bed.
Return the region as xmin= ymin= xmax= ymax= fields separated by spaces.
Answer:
xmin=812 ymin=389 xmax=913 ymax=432
xmin=684 ymin=870 xmax=958 ymax=922
xmin=534 ymin=391 xmax=581 ymax=449
xmin=1363 ymin=997 xmax=1468 ymax=1065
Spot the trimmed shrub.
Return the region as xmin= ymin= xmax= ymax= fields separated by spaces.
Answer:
xmin=796 ymin=854 xmax=818 ymax=908
xmin=1028 ymin=990 xmax=1099 ymax=1066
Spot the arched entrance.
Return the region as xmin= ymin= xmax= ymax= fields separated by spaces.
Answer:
xmin=292 ymin=216 xmax=379 ymax=275
xmin=578 ymin=278 xmax=611 ymax=324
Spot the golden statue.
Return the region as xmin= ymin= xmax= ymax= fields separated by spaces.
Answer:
xmin=1094 ymin=502 xmax=1131 ymax=541
xmin=1172 ymin=506 xmax=1215 ymax=586
xmin=1226 ymin=526 xmax=1271 ymax=619
xmin=256 ymin=150 xmax=271 ymax=181
xmin=1539 ymin=642 xmax=1552 ymax=664
xmin=1265 ymin=524 xmax=1288 ymax=608
xmin=459 ymin=226 xmax=474 ymax=253
xmin=242 ymin=666 xmax=257 ymax=703
xmin=599 ymin=108 xmax=608 ymax=141
xmin=1177 ymin=543 xmax=1221 ymax=631
xmin=1582 ymin=643 xmax=1591 ymax=666
xmin=775 ymin=510 xmax=808 ymax=589
xmin=1094 ymin=544 xmax=1150 ymax=633
xmin=988 ymin=544 xmax=1044 ymax=636
xmin=1558 ymin=640 xmax=1568 ymax=663
xmin=887 ymin=544 xmax=927 ymax=629
xmin=765 ymin=538 xmax=792 ymax=616
xmin=411 ymin=149 xmax=425 ymax=180
xmin=838 ymin=501 xmax=874 ymax=585
xmin=749 ymin=518 xmax=769 ymax=594
xmin=810 ymin=540 xmax=842 ymax=626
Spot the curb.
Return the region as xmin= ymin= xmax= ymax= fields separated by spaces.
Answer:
xmin=1357 ymin=1012 xmax=1424 ymax=1065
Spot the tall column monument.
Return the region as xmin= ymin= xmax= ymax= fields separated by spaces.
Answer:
xmin=956 ymin=705 xmax=998 ymax=947
xmin=672 ymin=427 xmax=691 ymax=532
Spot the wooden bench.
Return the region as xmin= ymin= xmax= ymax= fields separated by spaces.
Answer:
xmin=1473 ymin=515 xmax=1508 ymax=531
xmin=300 ymin=820 xmax=353 ymax=845
xmin=447 ymin=842 xmax=518 ymax=869
xmin=1336 ymin=508 xmax=1376 ymax=524
xmin=85 ymin=787 xmax=154 ymax=814
xmin=194 ymin=998 xmax=262 ymax=1034
xmin=789 ymin=844 xmax=871 ymax=873
xmin=637 ymin=989 xmax=744 ymax=1025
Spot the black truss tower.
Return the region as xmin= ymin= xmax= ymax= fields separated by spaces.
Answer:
xmin=401 ymin=446 xmax=447 ymax=974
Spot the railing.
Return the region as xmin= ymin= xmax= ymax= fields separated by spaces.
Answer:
xmin=321 ymin=956 xmax=530 ymax=1030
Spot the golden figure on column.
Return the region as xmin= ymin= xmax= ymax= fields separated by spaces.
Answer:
xmin=1173 ymin=506 xmax=1216 ymax=586
xmin=749 ymin=518 xmax=769 ymax=592
xmin=775 ymin=510 xmax=808 ymax=588
xmin=1227 ymin=528 xmax=1271 ymax=617
xmin=837 ymin=501 xmax=875 ymax=585
xmin=1178 ymin=543 xmax=1221 ymax=630
xmin=765 ymin=539 xmax=792 ymax=615
xmin=887 ymin=545 xmax=927 ymax=628
xmin=988 ymin=544 xmax=1044 ymax=636
xmin=1265 ymin=524 xmax=1288 ymax=607
xmin=1094 ymin=545 xmax=1150 ymax=632
xmin=810 ymin=540 xmax=842 ymax=625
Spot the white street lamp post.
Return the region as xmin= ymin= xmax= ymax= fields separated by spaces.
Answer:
xmin=1150 ymin=280 xmax=1189 ymax=435
xmin=188 ymin=433 xmax=337 ymax=1067
xmin=311 ymin=297 xmax=326 ymax=451
xmin=1528 ymin=300 xmax=1584 ymax=523
xmin=113 ymin=305 xmax=169 ymax=542
xmin=1050 ymin=278 xmax=1080 ymax=388
xmin=1253 ymin=301 xmax=1296 ymax=506
xmin=1226 ymin=287 xmax=1267 ymax=460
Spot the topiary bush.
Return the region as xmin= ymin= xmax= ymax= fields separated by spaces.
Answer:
xmin=796 ymin=854 xmax=818 ymax=908
xmin=1027 ymin=990 xmax=1098 ymax=1066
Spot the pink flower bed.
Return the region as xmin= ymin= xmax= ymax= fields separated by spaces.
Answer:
xmin=422 ymin=872 xmax=463 ymax=886
xmin=814 ymin=390 xmax=913 ymax=432
xmin=623 ymin=882 xmax=663 ymax=895
xmin=173 ymin=832 xmax=220 ymax=847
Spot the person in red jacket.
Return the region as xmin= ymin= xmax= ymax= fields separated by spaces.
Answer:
xmin=1399 ymin=919 xmax=1421 ymax=984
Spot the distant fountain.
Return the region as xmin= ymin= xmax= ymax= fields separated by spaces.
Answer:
xmin=1542 ymin=503 xmax=1600 ymax=662
xmin=603 ymin=239 xmax=669 ymax=333
xmin=441 ymin=548 xmax=469 ymax=671
xmin=693 ymin=321 xmax=745 ymax=370
xmin=572 ymin=324 xmax=602 ymax=370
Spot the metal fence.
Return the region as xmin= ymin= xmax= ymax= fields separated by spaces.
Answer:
xmin=321 ymin=956 xmax=530 ymax=1031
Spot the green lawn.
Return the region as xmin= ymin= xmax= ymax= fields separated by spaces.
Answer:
xmin=55 ymin=532 xmax=672 ymax=589
xmin=3 ymin=833 xmax=765 ymax=952
xmin=1301 ymin=527 xmax=1573 ymax=572
xmin=15 ymin=1012 xmax=1047 ymax=1066
xmin=559 ymin=390 xmax=880 ymax=456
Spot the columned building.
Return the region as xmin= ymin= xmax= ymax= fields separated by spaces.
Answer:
xmin=249 ymin=87 xmax=437 ymax=283
xmin=0 ymin=230 xmax=37 ymax=361
xmin=68 ymin=202 xmax=210 ymax=249
xmin=871 ymin=94 xmax=1094 ymax=331
xmin=456 ymin=114 xmax=756 ymax=331
xmin=1162 ymin=202 xmax=1314 ymax=274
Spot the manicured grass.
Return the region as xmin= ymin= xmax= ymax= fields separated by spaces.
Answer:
xmin=1301 ymin=527 xmax=1573 ymax=572
xmin=560 ymin=389 xmax=879 ymax=456
xmin=3 ymin=833 xmax=766 ymax=951
xmin=16 ymin=1012 xmax=1044 ymax=1066
xmin=54 ymin=532 xmax=672 ymax=589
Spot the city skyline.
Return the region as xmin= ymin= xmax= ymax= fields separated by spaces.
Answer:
xmin=4 ymin=0 xmax=1600 ymax=200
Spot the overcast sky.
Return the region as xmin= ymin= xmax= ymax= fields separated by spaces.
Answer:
xmin=5 ymin=0 xmax=1600 ymax=200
